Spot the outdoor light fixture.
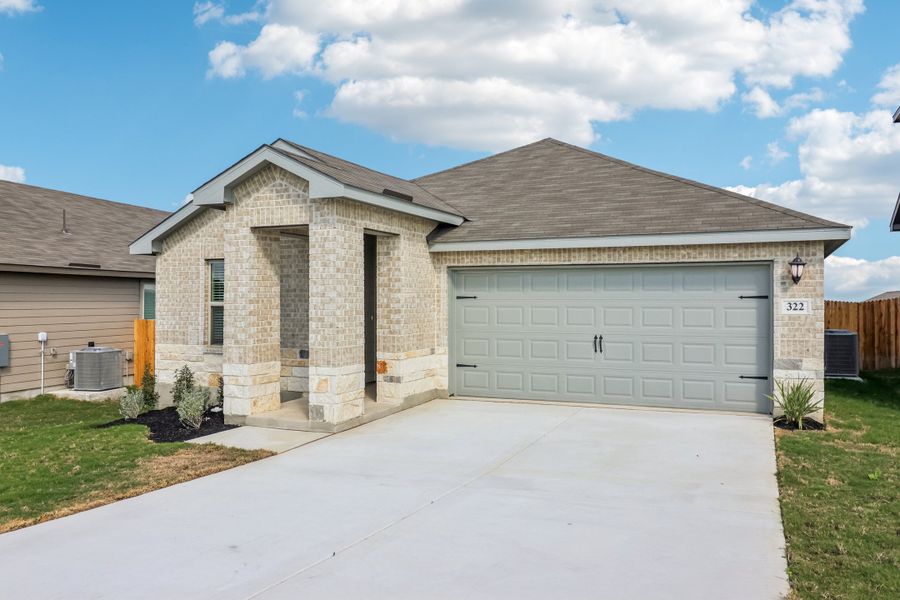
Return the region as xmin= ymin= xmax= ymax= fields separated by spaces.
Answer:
xmin=788 ymin=254 xmax=807 ymax=284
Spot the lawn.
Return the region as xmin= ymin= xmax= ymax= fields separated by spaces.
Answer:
xmin=0 ymin=396 xmax=271 ymax=533
xmin=776 ymin=369 xmax=900 ymax=600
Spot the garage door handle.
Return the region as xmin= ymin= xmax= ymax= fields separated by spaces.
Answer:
xmin=739 ymin=375 xmax=769 ymax=380
xmin=456 ymin=363 xmax=477 ymax=368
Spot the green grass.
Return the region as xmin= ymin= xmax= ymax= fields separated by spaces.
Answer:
xmin=777 ymin=369 xmax=900 ymax=599
xmin=0 ymin=396 xmax=269 ymax=532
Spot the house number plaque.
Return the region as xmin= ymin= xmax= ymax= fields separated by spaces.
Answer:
xmin=780 ymin=299 xmax=811 ymax=314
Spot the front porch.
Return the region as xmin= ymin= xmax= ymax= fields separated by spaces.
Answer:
xmin=152 ymin=164 xmax=448 ymax=428
xmin=244 ymin=383 xmax=433 ymax=432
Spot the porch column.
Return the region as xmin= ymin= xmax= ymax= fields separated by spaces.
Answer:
xmin=307 ymin=217 xmax=365 ymax=423
xmin=222 ymin=227 xmax=282 ymax=417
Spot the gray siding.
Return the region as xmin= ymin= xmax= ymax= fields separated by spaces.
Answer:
xmin=0 ymin=272 xmax=143 ymax=398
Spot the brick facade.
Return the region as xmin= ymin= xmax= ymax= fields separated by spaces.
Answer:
xmin=155 ymin=164 xmax=826 ymax=424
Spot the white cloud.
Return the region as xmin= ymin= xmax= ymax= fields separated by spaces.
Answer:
xmin=766 ymin=141 xmax=789 ymax=163
xmin=204 ymin=0 xmax=863 ymax=150
xmin=193 ymin=1 xmax=263 ymax=27
xmin=0 ymin=164 xmax=26 ymax=183
xmin=826 ymin=255 xmax=900 ymax=301
xmin=743 ymin=86 xmax=781 ymax=118
xmin=208 ymin=23 xmax=318 ymax=79
xmin=740 ymin=155 xmax=753 ymax=170
xmin=741 ymin=0 xmax=863 ymax=88
xmin=733 ymin=61 xmax=900 ymax=230
xmin=292 ymin=89 xmax=307 ymax=118
xmin=742 ymin=86 xmax=825 ymax=118
xmin=871 ymin=63 xmax=900 ymax=107
xmin=0 ymin=0 xmax=40 ymax=15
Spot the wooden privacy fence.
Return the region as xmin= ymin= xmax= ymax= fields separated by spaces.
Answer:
xmin=825 ymin=299 xmax=900 ymax=370
xmin=133 ymin=319 xmax=155 ymax=382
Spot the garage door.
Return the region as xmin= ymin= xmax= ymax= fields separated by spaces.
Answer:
xmin=450 ymin=265 xmax=772 ymax=413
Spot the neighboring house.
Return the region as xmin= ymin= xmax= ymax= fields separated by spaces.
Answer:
xmin=893 ymin=108 xmax=899 ymax=231
xmin=131 ymin=138 xmax=850 ymax=427
xmin=866 ymin=291 xmax=900 ymax=301
xmin=0 ymin=181 xmax=168 ymax=400
xmin=893 ymin=193 xmax=900 ymax=232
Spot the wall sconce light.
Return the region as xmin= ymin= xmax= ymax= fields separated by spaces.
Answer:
xmin=788 ymin=254 xmax=807 ymax=284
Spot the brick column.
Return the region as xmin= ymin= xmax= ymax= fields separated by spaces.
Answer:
xmin=307 ymin=213 xmax=365 ymax=423
xmin=222 ymin=227 xmax=282 ymax=417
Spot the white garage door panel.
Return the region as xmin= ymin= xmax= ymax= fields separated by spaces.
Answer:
xmin=451 ymin=265 xmax=772 ymax=413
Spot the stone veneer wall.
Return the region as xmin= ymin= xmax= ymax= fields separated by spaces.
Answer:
xmin=431 ymin=240 xmax=826 ymax=417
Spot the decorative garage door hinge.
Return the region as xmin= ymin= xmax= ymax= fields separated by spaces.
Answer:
xmin=738 ymin=295 xmax=769 ymax=299
xmin=739 ymin=375 xmax=769 ymax=380
xmin=455 ymin=295 xmax=478 ymax=299
xmin=456 ymin=363 xmax=478 ymax=368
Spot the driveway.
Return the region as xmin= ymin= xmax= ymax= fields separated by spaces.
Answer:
xmin=0 ymin=399 xmax=788 ymax=599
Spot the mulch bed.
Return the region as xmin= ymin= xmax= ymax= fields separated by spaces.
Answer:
xmin=774 ymin=417 xmax=826 ymax=431
xmin=99 ymin=407 xmax=237 ymax=442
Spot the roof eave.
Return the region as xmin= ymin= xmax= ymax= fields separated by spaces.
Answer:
xmin=429 ymin=226 xmax=852 ymax=256
xmin=0 ymin=262 xmax=155 ymax=279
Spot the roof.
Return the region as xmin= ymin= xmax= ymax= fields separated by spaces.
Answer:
xmin=894 ymin=106 xmax=900 ymax=123
xmin=0 ymin=180 xmax=168 ymax=276
xmin=415 ymin=138 xmax=848 ymax=246
xmin=273 ymin=141 xmax=463 ymax=217
xmin=892 ymin=193 xmax=900 ymax=232
xmin=132 ymin=137 xmax=851 ymax=256
xmin=867 ymin=290 xmax=900 ymax=301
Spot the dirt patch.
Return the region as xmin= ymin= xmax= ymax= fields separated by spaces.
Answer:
xmin=99 ymin=406 xmax=236 ymax=442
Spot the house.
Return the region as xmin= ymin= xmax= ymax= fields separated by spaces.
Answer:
xmin=866 ymin=291 xmax=900 ymax=301
xmin=131 ymin=138 xmax=850 ymax=428
xmin=0 ymin=181 xmax=168 ymax=400
xmin=893 ymin=108 xmax=899 ymax=231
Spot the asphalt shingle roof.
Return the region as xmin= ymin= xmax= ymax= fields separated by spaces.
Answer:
xmin=0 ymin=180 xmax=168 ymax=274
xmin=275 ymin=141 xmax=464 ymax=217
xmin=414 ymin=138 xmax=846 ymax=244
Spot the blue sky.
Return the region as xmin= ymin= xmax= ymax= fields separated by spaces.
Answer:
xmin=0 ymin=0 xmax=898 ymax=299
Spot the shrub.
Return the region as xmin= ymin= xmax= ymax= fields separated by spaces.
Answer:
xmin=172 ymin=365 xmax=195 ymax=406
xmin=177 ymin=386 xmax=208 ymax=430
xmin=119 ymin=389 xmax=144 ymax=420
xmin=216 ymin=374 xmax=224 ymax=408
xmin=139 ymin=365 xmax=159 ymax=411
xmin=770 ymin=378 xmax=822 ymax=430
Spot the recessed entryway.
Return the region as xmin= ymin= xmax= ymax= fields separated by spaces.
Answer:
xmin=364 ymin=233 xmax=377 ymax=391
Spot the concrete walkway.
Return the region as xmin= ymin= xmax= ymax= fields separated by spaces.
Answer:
xmin=187 ymin=426 xmax=329 ymax=453
xmin=0 ymin=399 xmax=789 ymax=599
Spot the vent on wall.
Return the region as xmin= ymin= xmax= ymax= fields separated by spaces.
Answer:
xmin=74 ymin=347 xmax=123 ymax=391
xmin=824 ymin=330 xmax=859 ymax=378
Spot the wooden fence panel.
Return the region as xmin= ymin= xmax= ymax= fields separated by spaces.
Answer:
xmin=133 ymin=319 xmax=155 ymax=383
xmin=825 ymin=299 xmax=900 ymax=370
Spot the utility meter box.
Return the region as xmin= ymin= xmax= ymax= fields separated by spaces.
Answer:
xmin=0 ymin=334 xmax=9 ymax=368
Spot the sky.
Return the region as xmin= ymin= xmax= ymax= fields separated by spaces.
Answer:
xmin=0 ymin=0 xmax=897 ymax=300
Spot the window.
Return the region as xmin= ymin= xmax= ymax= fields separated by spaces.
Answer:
xmin=141 ymin=282 xmax=156 ymax=320
xmin=209 ymin=260 xmax=224 ymax=345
